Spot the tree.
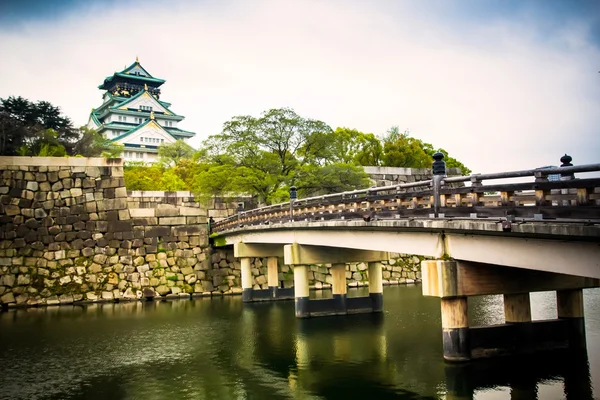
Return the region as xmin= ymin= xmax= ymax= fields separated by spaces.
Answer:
xmin=158 ymin=140 xmax=196 ymax=166
xmin=380 ymin=126 xmax=471 ymax=174
xmin=201 ymin=108 xmax=334 ymax=203
xmin=0 ymin=96 xmax=78 ymax=156
xmin=295 ymin=163 xmax=371 ymax=197
xmin=123 ymin=162 xmax=165 ymax=190
xmin=72 ymin=127 xmax=123 ymax=157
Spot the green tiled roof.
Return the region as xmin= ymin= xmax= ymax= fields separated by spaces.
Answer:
xmin=165 ymin=127 xmax=196 ymax=137
xmin=98 ymin=60 xmax=165 ymax=89
xmin=111 ymin=89 xmax=181 ymax=117
xmin=110 ymin=119 xmax=177 ymax=143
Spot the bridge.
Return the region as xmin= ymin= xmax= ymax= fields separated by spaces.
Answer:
xmin=210 ymin=154 xmax=600 ymax=362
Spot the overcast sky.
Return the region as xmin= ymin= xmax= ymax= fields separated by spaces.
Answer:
xmin=0 ymin=0 xmax=598 ymax=173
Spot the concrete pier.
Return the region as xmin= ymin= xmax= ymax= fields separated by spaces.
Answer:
xmin=368 ymin=262 xmax=383 ymax=313
xmin=441 ymin=297 xmax=470 ymax=362
xmin=294 ymin=264 xmax=310 ymax=318
xmin=557 ymin=289 xmax=586 ymax=350
xmin=422 ymin=259 xmax=599 ymax=361
xmin=241 ymin=257 xmax=253 ymax=303
xmin=331 ymin=263 xmax=347 ymax=315
xmin=234 ymin=243 xmax=294 ymax=302
xmin=284 ymin=243 xmax=389 ymax=318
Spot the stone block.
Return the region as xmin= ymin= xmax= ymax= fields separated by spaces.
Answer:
xmin=1 ymin=292 xmax=15 ymax=304
xmin=104 ymin=198 xmax=128 ymax=211
xmin=129 ymin=208 xmax=155 ymax=218
xmin=155 ymin=208 xmax=180 ymax=217
xmin=118 ymin=209 xmax=130 ymax=220
xmin=159 ymin=216 xmax=186 ymax=225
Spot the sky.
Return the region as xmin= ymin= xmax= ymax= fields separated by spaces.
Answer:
xmin=0 ymin=0 xmax=598 ymax=174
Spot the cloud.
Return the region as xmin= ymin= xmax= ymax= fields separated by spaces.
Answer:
xmin=0 ymin=0 xmax=598 ymax=173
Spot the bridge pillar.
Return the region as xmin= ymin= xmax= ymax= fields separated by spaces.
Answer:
xmin=294 ymin=264 xmax=310 ymax=318
xmin=284 ymin=243 xmax=389 ymax=318
xmin=241 ymin=257 xmax=253 ymax=303
xmin=368 ymin=262 xmax=383 ymax=312
xmin=331 ymin=263 xmax=347 ymax=314
xmin=267 ymin=256 xmax=279 ymax=298
xmin=557 ymin=289 xmax=586 ymax=350
xmin=504 ymin=293 xmax=533 ymax=353
xmin=423 ymin=259 xmax=599 ymax=362
xmin=441 ymin=296 xmax=470 ymax=362
xmin=234 ymin=243 xmax=294 ymax=302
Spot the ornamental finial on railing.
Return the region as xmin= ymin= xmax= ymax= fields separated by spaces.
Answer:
xmin=432 ymin=152 xmax=446 ymax=176
xmin=289 ymin=186 xmax=297 ymax=222
xmin=560 ymin=154 xmax=574 ymax=180
xmin=432 ymin=152 xmax=446 ymax=217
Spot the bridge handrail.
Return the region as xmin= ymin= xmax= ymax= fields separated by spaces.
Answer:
xmin=443 ymin=164 xmax=600 ymax=184
xmin=212 ymin=158 xmax=600 ymax=232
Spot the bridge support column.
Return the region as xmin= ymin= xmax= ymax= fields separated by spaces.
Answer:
xmin=284 ymin=243 xmax=389 ymax=318
xmin=423 ymin=259 xmax=599 ymax=361
xmin=441 ymin=296 xmax=470 ymax=362
xmin=331 ymin=263 xmax=347 ymax=314
xmin=294 ymin=264 xmax=310 ymax=318
xmin=267 ymin=256 xmax=279 ymax=298
xmin=241 ymin=257 xmax=253 ymax=303
xmin=368 ymin=262 xmax=383 ymax=312
xmin=234 ymin=243 xmax=294 ymax=302
xmin=504 ymin=293 xmax=533 ymax=353
xmin=557 ymin=289 xmax=586 ymax=350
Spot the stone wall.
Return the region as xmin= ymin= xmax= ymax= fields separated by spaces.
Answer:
xmin=0 ymin=157 xmax=423 ymax=310
xmin=127 ymin=191 xmax=255 ymax=219
xmin=0 ymin=157 xmax=218 ymax=308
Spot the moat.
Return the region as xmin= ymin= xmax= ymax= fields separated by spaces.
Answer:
xmin=1 ymin=285 xmax=599 ymax=399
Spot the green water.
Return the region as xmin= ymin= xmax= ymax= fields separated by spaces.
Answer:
xmin=0 ymin=285 xmax=598 ymax=399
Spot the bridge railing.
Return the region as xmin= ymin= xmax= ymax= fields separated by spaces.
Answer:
xmin=212 ymin=154 xmax=600 ymax=233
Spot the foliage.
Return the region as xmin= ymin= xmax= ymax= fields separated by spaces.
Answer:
xmin=73 ymin=126 xmax=123 ymax=158
xmin=295 ymin=163 xmax=371 ymax=198
xmin=122 ymin=109 xmax=471 ymax=203
xmin=195 ymin=108 xmax=367 ymax=204
xmin=123 ymin=162 xmax=165 ymax=190
xmin=380 ymin=126 xmax=471 ymax=174
xmin=158 ymin=140 xmax=196 ymax=166
xmin=0 ymin=96 xmax=77 ymax=156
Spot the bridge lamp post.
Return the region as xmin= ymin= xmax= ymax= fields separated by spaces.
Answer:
xmin=432 ymin=152 xmax=446 ymax=218
xmin=289 ymin=186 xmax=297 ymax=222
xmin=237 ymin=202 xmax=244 ymax=223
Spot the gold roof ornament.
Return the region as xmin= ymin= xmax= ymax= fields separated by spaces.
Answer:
xmin=150 ymin=111 xmax=155 ymax=120
xmin=144 ymin=83 xmax=148 ymax=91
xmin=136 ymin=56 xmax=139 ymax=63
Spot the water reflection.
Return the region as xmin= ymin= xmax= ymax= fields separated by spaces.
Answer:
xmin=0 ymin=287 xmax=598 ymax=400
xmin=446 ymin=351 xmax=593 ymax=400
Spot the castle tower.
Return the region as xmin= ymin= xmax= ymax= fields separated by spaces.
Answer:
xmin=87 ymin=58 xmax=195 ymax=162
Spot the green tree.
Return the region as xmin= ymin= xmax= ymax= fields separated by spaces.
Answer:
xmin=158 ymin=140 xmax=196 ymax=166
xmin=0 ymin=96 xmax=77 ymax=155
xmin=200 ymin=108 xmax=335 ymax=204
xmin=123 ymin=162 xmax=165 ymax=190
xmin=295 ymin=163 xmax=371 ymax=197
xmin=72 ymin=127 xmax=123 ymax=157
xmin=380 ymin=126 xmax=471 ymax=174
